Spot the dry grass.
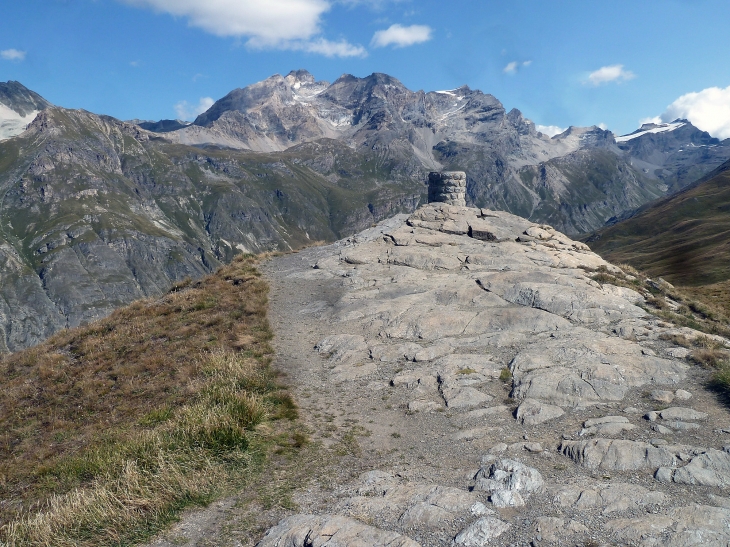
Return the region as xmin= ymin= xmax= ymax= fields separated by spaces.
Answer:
xmin=586 ymin=264 xmax=730 ymax=339
xmin=0 ymin=254 xmax=299 ymax=546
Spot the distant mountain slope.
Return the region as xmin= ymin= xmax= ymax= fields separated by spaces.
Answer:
xmin=616 ymin=119 xmax=730 ymax=194
xmin=0 ymin=81 xmax=51 ymax=140
xmin=586 ymin=159 xmax=730 ymax=286
xmin=0 ymin=106 xmax=423 ymax=352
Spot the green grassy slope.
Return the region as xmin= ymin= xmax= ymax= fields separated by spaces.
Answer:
xmin=586 ymin=160 xmax=730 ymax=286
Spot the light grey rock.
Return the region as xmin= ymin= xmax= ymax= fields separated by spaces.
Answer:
xmin=581 ymin=416 xmax=635 ymax=436
xmin=665 ymin=347 xmax=691 ymax=359
xmin=560 ymin=439 xmax=677 ymax=471
xmin=664 ymin=449 xmax=730 ymax=487
xmin=441 ymin=386 xmax=492 ymax=409
xmin=675 ymin=389 xmax=692 ymax=400
xmin=652 ymin=424 xmax=673 ymax=435
xmin=669 ymin=421 xmax=701 ymax=431
xmin=584 ymin=416 xmax=630 ymax=428
xmin=581 ymin=422 xmax=636 ymax=437
xmin=552 ymin=482 xmax=667 ymax=514
xmin=454 ymin=517 xmax=510 ymax=546
xmin=515 ymin=398 xmax=565 ymax=425
xmin=473 ymin=458 xmax=544 ymax=507
xmin=255 ymin=514 xmax=420 ymax=547
xmin=508 ymin=334 xmax=687 ymax=407
xmin=407 ymin=400 xmax=442 ymax=412
xmin=534 ymin=517 xmax=589 ymax=542
xmin=645 ymin=411 xmax=659 ymax=422
xmin=660 ymin=407 xmax=708 ymax=421
xmin=605 ymin=505 xmax=730 ymax=546
xmin=316 ymin=334 xmax=368 ymax=364
xmin=651 ymin=389 xmax=675 ymax=404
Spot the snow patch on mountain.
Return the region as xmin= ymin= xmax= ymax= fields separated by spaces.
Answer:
xmin=0 ymin=103 xmax=38 ymax=140
xmin=616 ymin=120 xmax=687 ymax=142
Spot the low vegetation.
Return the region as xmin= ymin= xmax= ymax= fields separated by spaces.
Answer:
xmin=587 ymin=263 xmax=730 ymax=402
xmin=586 ymin=264 xmax=730 ymax=339
xmin=0 ymin=255 xmax=301 ymax=546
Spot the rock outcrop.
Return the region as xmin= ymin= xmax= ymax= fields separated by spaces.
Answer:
xmin=245 ymin=203 xmax=730 ymax=547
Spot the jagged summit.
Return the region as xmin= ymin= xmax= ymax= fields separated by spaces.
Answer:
xmin=0 ymin=81 xmax=52 ymax=140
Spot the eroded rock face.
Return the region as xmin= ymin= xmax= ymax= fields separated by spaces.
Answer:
xmin=249 ymin=203 xmax=730 ymax=547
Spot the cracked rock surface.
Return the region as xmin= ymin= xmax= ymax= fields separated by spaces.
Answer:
xmin=146 ymin=204 xmax=730 ymax=546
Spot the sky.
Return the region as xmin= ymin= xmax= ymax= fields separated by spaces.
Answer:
xmin=2 ymin=0 xmax=730 ymax=138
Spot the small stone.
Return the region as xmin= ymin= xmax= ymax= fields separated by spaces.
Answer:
xmin=674 ymin=389 xmax=692 ymax=401
xmin=489 ymin=443 xmax=508 ymax=454
xmin=645 ymin=411 xmax=659 ymax=422
xmin=524 ymin=442 xmax=544 ymax=453
xmin=490 ymin=490 xmax=525 ymax=508
xmin=515 ymin=399 xmax=565 ymax=425
xmin=651 ymin=424 xmax=672 ymax=435
xmin=407 ymin=400 xmax=441 ymax=412
xmin=454 ymin=517 xmax=510 ymax=546
xmin=668 ymin=421 xmax=701 ymax=431
xmin=650 ymin=390 xmax=675 ymax=404
xmin=659 ymin=407 xmax=708 ymax=421
xmin=584 ymin=416 xmax=629 ymax=428
xmin=655 ymin=467 xmax=674 ymax=483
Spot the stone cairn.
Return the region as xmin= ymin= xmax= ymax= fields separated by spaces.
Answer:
xmin=428 ymin=171 xmax=467 ymax=206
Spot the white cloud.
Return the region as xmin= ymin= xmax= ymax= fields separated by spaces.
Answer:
xmin=503 ymin=60 xmax=531 ymax=74
xmin=587 ymin=64 xmax=635 ymax=86
xmin=660 ymin=85 xmax=730 ymax=139
xmin=1 ymin=49 xmax=26 ymax=61
xmin=536 ymin=124 xmax=566 ymax=137
xmin=290 ymin=38 xmax=367 ymax=57
xmin=503 ymin=61 xmax=518 ymax=74
xmin=638 ymin=116 xmax=662 ymax=126
xmin=371 ymin=23 xmax=432 ymax=48
xmin=175 ymin=97 xmax=215 ymax=120
xmin=120 ymin=0 xmax=364 ymax=57
xmin=598 ymin=122 xmax=608 ymax=130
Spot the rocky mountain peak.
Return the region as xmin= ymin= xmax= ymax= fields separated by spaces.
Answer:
xmin=0 ymin=81 xmax=52 ymax=116
xmin=285 ymin=69 xmax=315 ymax=85
xmin=0 ymin=81 xmax=52 ymax=140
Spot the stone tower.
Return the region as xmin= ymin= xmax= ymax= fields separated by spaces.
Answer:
xmin=428 ymin=171 xmax=467 ymax=206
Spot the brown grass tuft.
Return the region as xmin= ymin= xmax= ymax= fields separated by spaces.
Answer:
xmin=0 ymin=255 xmax=298 ymax=546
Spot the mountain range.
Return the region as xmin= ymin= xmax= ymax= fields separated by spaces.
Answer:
xmin=1 ymin=70 xmax=729 ymax=351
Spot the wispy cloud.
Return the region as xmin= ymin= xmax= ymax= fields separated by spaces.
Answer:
xmin=503 ymin=60 xmax=531 ymax=74
xmin=1 ymin=49 xmax=26 ymax=62
xmin=119 ymin=0 xmax=364 ymax=57
xmin=536 ymin=124 xmax=566 ymax=137
xmin=130 ymin=60 xmax=141 ymax=67
xmin=175 ymin=96 xmax=215 ymax=120
xmin=292 ymin=37 xmax=366 ymax=57
xmin=587 ymin=64 xmax=635 ymax=86
xmin=371 ymin=23 xmax=432 ymax=48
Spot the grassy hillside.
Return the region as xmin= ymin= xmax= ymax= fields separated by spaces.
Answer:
xmin=586 ymin=160 xmax=730 ymax=287
xmin=0 ymin=254 xmax=302 ymax=546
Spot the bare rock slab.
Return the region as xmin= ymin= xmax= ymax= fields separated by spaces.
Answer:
xmin=515 ymin=398 xmax=564 ymax=425
xmin=255 ymin=514 xmax=420 ymax=547
xmin=454 ymin=517 xmax=510 ymax=546
xmin=473 ymin=458 xmax=544 ymax=507
xmin=560 ymin=438 xmax=677 ymax=471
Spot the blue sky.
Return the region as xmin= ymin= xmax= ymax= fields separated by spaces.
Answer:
xmin=2 ymin=0 xmax=730 ymax=137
